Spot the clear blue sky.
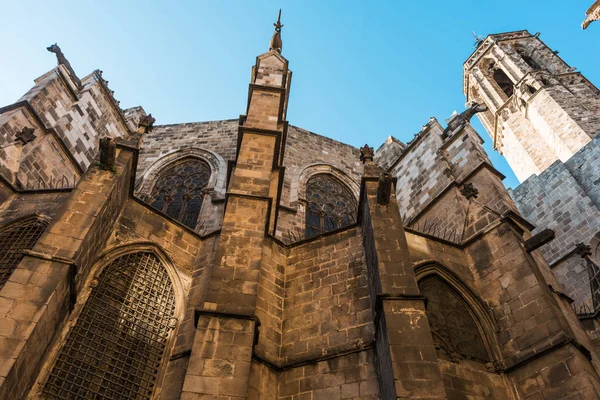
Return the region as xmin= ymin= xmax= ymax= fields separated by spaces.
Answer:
xmin=1 ymin=1 xmax=598 ymax=189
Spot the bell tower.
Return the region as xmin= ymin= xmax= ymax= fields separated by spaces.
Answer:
xmin=464 ymin=30 xmax=600 ymax=182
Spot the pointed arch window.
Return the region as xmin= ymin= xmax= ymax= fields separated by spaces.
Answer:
xmin=0 ymin=217 xmax=48 ymax=289
xmin=305 ymin=174 xmax=357 ymax=239
xmin=493 ymin=68 xmax=514 ymax=98
xmin=44 ymin=252 xmax=176 ymax=400
xmin=150 ymin=158 xmax=211 ymax=229
xmin=419 ymin=275 xmax=490 ymax=363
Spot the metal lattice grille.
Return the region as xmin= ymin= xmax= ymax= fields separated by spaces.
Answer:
xmin=305 ymin=174 xmax=357 ymax=239
xmin=0 ymin=218 xmax=48 ymax=289
xmin=44 ymin=252 xmax=176 ymax=400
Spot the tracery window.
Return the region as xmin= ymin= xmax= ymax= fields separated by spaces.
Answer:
xmin=0 ymin=217 xmax=48 ymax=289
xmin=150 ymin=158 xmax=211 ymax=229
xmin=419 ymin=275 xmax=490 ymax=363
xmin=305 ymin=174 xmax=357 ymax=239
xmin=43 ymin=252 xmax=176 ymax=400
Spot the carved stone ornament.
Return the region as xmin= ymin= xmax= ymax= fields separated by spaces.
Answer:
xmin=99 ymin=136 xmax=117 ymax=170
xmin=442 ymin=102 xmax=488 ymax=139
xmin=269 ymin=9 xmax=284 ymax=53
xmin=47 ymin=43 xmax=83 ymax=90
xmin=138 ymin=113 xmax=156 ymax=133
xmin=582 ymin=0 xmax=600 ymax=30
xmin=460 ymin=182 xmax=479 ymax=200
xmin=15 ymin=127 xmax=36 ymax=145
xmin=575 ymin=242 xmax=592 ymax=258
xmin=359 ymin=144 xmax=374 ymax=163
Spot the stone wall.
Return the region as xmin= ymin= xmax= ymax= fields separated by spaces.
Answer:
xmin=0 ymin=66 xmax=130 ymax=190
xmin=464 ymin=31 xmax=599 ymax=182
xmin=510 ymin=135 xmax=600 ymax=313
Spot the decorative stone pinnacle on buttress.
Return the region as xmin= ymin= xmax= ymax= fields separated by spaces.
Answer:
xmin=359 ymin=144 xmax=374 ymax=163
xmin=269 ymin=9 xmax=284 ymax=53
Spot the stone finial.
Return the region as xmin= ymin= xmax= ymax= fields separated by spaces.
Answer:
xmin=15 ymin=127 xmax=36 ymax=145
xmin=47 ymin=43 xmax=83 ymax=90
xmin=138 ymin=113 xmax=156 ymax=134
xmin=575 ymin=242 xmax=592 ymax=258
xmin=460 ymin=182 xmax=479 ymax=199
xmin=99 ymin=136 xmax=116 ymax=170
xmin=360 ymin=144 xmax=374 ymax=163
xmin=269 ymin=9 xmax=284 ymax=53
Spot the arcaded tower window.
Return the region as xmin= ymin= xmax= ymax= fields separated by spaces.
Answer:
xmin=44 ymin=252 xmax=176 ymax=400
xmin=492 ymin=68 xmax=515 ymax=98
xmin=0 ymin=217 xmax=48 ymax=289
xmin=305 ymin=174 xmax=357 ymax=239
xmin=150 ymin=158 xmax=211 ymax=229
xmin=419 ymin=275 xmax=490 ymax=363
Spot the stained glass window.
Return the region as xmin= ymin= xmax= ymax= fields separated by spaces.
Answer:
xmin=150 ymin=158 xmax=211 ymax=230
xmin=305 ymin=174 xmax=357 ymax=239
xmin=0 ymin=217 xmax=48 ymax=289
xmin=419 ymin=275 xmax=490 ymax=363
xmin=44 ymin=252 xmax=176 ymax=400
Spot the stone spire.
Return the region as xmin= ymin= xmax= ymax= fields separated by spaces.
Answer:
xmin=269 ymin=9 xmax=283 ymax=53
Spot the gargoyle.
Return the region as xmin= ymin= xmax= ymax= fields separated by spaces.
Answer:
xmin=47 ymin=43 xmax=83 ymax=90
xmin=442 ymin=102 xmax=488 ymax=139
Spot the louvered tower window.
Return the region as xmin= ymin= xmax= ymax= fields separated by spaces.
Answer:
xmin=305 ymin=174 xmax=357 ymax=239
xmin=44 ymin=252 xmax=176 ymax=400
xmin=419 ymin=275 xmax=490 ymax=363
xmin=0 ymin=217 xmax=48 ymax=289
xmin=150 ymin=158 xmax=211 ymax=229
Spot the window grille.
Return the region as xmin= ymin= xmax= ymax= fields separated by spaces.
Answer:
xmin=150 ymin=158 xmax=211 ymax=229
xmin=419 ymin=275 xmax=490 ymax=363
xmin=44 ymin=252 xmax=176 ymax=400
xmin=0 ymin=217 xmax=48 ymax=289
xmin=305 ymin=174 xmax=357 ymax=239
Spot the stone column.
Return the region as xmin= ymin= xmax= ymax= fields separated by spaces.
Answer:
xmin=359 ymin=148 xmax=447 ymax=399
xmin=181 ymin=49 xmax=290 ymax=399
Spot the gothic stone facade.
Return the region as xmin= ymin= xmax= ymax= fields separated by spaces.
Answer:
xmin=0 ymin=29 xmax=599 ymax=400
xmin=463 ymin=30 xmax=600 ymax=349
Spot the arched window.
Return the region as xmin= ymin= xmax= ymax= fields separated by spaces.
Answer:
xmin=493 ymin=68 xmax=514 ymax=98
xmin=150 ymin=158 xmax=211 ymax=229
xmin=305 ymin=174 xmax=357 ymax=239
xmin=516 ymin=47 xmax=541 ymax=70
xmin=44 ymin=252 xmax=176 ymax=400
xmin=0 ymin=217 xmax=48 ymax=289
xmin=419 ymin=275 xmax=489 ymax=363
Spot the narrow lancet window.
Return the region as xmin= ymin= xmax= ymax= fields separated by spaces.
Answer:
xmin=0 ymin=217 xmax=48 ymax=289
xmin=44 ymin=252 xmax=176 ymax=400
xmin=305 ymin=174 xmax=357 ymax=239
xmin=150 ymin=158 xmax=211 ymax=229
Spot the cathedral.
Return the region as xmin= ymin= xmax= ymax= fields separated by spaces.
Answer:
xmin=0 ymin=8 xmax=599 ymax=400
